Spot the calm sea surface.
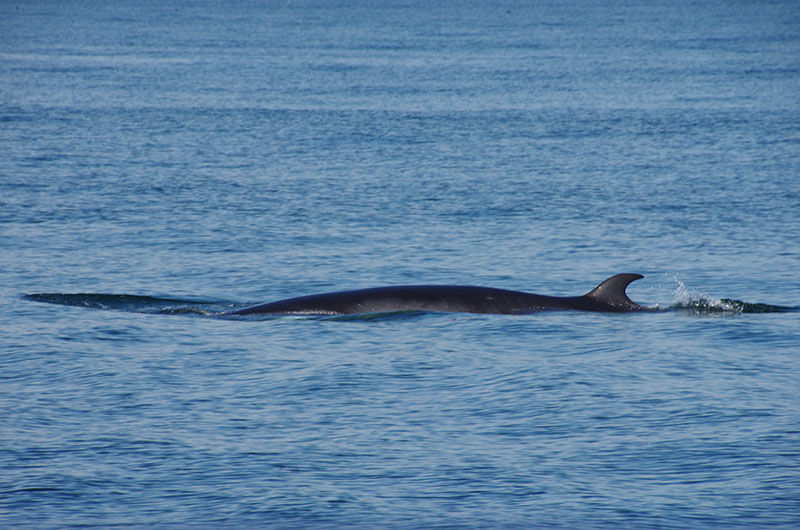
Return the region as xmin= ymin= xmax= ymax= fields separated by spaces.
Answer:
xmin=2 ymin=1 xmax=799 ymax=528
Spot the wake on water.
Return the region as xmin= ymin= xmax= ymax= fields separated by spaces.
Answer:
xmin=22 ymin=277 xmax=798 ymax=319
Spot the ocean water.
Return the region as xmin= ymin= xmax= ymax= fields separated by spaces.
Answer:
xmin=2 ymin=0 xmax=800 ymax=528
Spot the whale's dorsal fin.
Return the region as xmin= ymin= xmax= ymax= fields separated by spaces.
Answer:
xmin=584 ymin=273 xmax=644 ymax=310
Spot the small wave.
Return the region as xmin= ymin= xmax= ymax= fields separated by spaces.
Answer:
xmin=156 ymin=306 xmax=217 ymax=316
xmin=673 ymin=298 xmax=797 ymax=314
xmin=667 ymin=277 xmax=798 ymax=314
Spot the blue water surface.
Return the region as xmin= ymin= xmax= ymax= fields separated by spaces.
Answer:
xmin=2 ymin=0 xmax=799 ymax=528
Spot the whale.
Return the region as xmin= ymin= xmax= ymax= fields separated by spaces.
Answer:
xmin=230 ymin=273 xmax=647 ymax=316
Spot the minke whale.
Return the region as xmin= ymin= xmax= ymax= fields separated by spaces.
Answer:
xmin=230 ymin=273 xmax=647 ymax=316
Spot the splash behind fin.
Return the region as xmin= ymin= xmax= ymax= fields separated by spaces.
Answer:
xmin=584 ymin=273 xmax=644 ymax=310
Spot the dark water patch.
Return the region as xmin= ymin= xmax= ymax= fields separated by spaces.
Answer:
xmin=22 ymin=293 xmax=225 ymax=316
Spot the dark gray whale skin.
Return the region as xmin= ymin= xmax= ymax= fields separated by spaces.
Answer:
xmin=231 ymin=273 xmax=647 ymax=316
